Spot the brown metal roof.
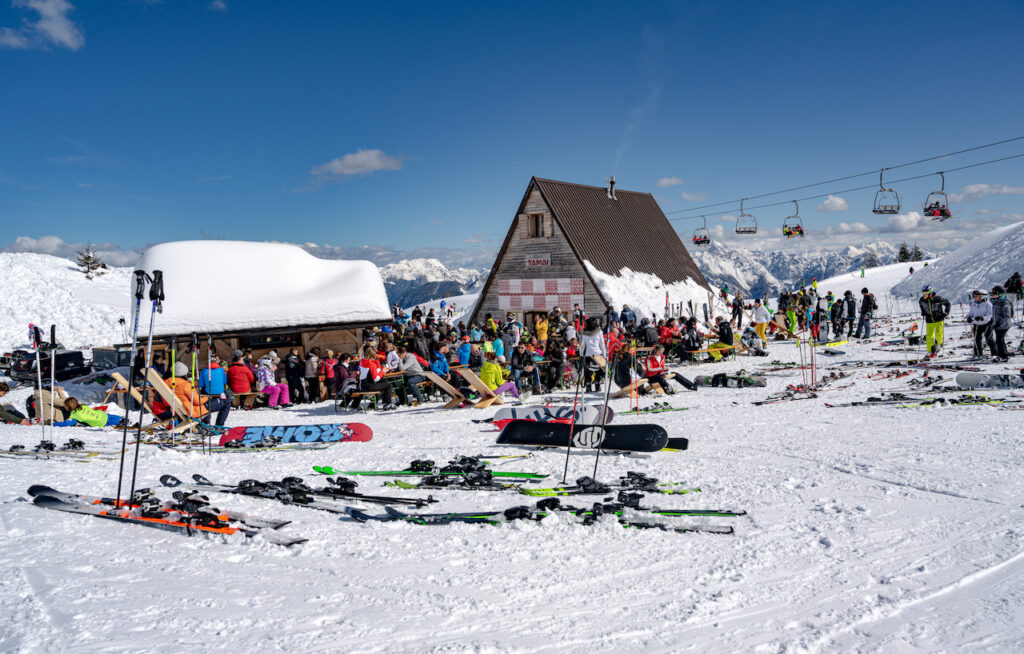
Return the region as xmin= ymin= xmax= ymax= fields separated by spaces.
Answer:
xmin=532 ymin=178 xmax=711 ymax=290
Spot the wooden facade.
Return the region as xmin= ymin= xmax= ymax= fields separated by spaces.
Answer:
xmin=473 ymin=186 xmax=607 ymax=326
xmin=471 ymin=177 xmax=711 ymax=327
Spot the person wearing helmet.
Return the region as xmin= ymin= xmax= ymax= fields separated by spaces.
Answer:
xmin=967 ymin=290 xmax=994 ymax=358
xmin=919 ymin=286 xmax=952 ymax=357
xmin=990 ymin=285 xmax=1015 ymax=362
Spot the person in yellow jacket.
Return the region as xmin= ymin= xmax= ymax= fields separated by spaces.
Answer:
xmin=534 ymin=316 xmax=549 ymax=347
xmin=54 ymin=397 xmax=124 ymax=427
xmin=479 ymin=352 xmax=519 ymax=399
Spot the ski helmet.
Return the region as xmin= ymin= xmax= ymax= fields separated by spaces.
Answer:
xmin=992 ymin=285 xmax=1005 ymax=296
xmin=921 ymin=285 xmax=934 ymax=296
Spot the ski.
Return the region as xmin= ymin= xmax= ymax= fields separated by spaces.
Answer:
xmin=32 ymin=495 xmax=305 ymax=546
xmin=27 ymin=484 xmax=291 ymax=531
xmin=347 ymin=506 xmax=733 ymax=535
xmin=161 ymin=473 xmax=436 ymax=509
xmin=160 ymin=441 xmax=333 ymax=454
xmin=519 ymin=473 xmax=701 ymax=497
xmin=384 ymin=477 xmax=523 ymax=492
xmin=312 ymin=456 xmax=548 ymax=480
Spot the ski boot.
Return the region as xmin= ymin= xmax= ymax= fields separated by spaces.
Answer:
xmin=574 ymin=476 xmax=611 ymax=494
xmin=407 ymin=459 xmax=437 ymax=474
xmin=502 ymin=505 xmax=539 ymax=522
xmin=616 ymin=491 xmax=645 ymax=509
xmin=324 ymin=476 xmax=359 ymax=494
xmin=441 ymin=455 xmax=486 ymax=474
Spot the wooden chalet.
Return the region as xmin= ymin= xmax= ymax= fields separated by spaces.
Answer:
xmin=470 ymin=177 xmax=711 ymax=326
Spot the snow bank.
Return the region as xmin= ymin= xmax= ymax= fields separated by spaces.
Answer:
xmin=584 ymin=262 xmax=715 ymax=321
xmin=0 ymin=253 xmax=133 ymax=351
xmin=891 ymin=221 xmax=1024 ymax=301
xmin=134 ymin=241 xmax=391 ymax=336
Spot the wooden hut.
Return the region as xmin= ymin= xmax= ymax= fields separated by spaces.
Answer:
xmin=470 ymin=177 xmax=711 ymax=326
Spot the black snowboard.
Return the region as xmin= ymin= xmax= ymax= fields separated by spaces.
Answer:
xmin=496 ymin=420 xmax=669 ymax=453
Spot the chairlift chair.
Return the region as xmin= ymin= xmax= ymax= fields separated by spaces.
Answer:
xmin=782 ymin=200 xmax=805 ymax=238
xmin=692 ymin=215 xmax=711 ymax=246
xmin=872 ymin=168 xmax=901 ymax=215
xmin=924 ymin=172 xmax=952 ymax=221
xmin=735 ymin=199 xmax=758 ymax=234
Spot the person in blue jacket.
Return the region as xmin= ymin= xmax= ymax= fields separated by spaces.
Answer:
xmin=456 ymin=336 xmax=472 ymax=365
xmin=199 ymin=355 xmax=228 ymax=396
xmin=431 ymin=343 xmax=454 ymax=385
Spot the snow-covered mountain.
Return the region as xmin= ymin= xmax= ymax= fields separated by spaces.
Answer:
xmin=691 ymin=241 xmax=938 ymax=299
xmin=378 ymin=258 xmax=484 ymax=308
xmin=891 ymin=221 xmax=1024 ymax=301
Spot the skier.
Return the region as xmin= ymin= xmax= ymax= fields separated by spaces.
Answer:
xmin=1005 ymin=272 xmax=1023 ymax=301
xmin=966 ymin=290 xmax=994 ymax=358
xmin=909 ymin=266 xmax=915 ymax=275
xmin=839 ymin=291 xmax=857 ymax=337
xmin=285 ymin=348 xmax=306 ymax=404
xmin=256 ymin=356 xmax=291 ymax=408
xmin=358 ymin=346 xmax=396 ymax=410
xmin=619 ymin=304 xmax=637 ymax=328
xmin=0 ymin=382 xmax=32 ymax=425
xmin=853 ymin=288 xmax=877 ymax=339
xmin=919 ymin=286 xmax=952 ymax=357
xmin=579 ymin=316 xmax=608 ymax=392
xmin=860 ymin=265 xmax=866 ymax=278
xmin=990 ymin=285 xmax=1015 ymax=362
xmin=731 ymin=295 xmax=744 ymax=330
xmin=304 ymin=348 xmax=322 ymax=403
xmin=708 ymin=316 xmax=734 ymax=361
xmin=643 ymin=344 xmax=696 ymax=392
xmin=54 ymin=397 xmax=124 ymax=428
xmin=750 ymin=298 xmax=771 ymax=344
xmin=480 ymin=351 xmax=519 ymax=399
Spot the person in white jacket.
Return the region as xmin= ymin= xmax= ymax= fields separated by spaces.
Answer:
xmin=967 ymin=290 xmax=994 ymax=357
xmin=750 ymin=298 xmax=771 ymax=343
xmin=578 ymin=317 xmax=608 ymax=393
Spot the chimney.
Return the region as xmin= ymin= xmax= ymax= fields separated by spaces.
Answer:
xmin=605 ymin=176 xmax=617 ymax=200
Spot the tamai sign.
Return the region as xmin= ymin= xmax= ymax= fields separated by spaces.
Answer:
xmin=526 ymin=254 xmax=550 ymax=267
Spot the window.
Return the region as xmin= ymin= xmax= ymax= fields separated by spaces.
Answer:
xmin=528 ymin=213 xmax=545 ymax=238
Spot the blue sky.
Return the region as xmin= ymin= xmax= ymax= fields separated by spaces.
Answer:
xmin=2 ymin=0 xmax=1023 ymax=266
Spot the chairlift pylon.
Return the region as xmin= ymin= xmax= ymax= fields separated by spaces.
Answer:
xmin=692 ymin=215 xmax=711 ymax=246
xmin=924 ymin=171 xmax=952 ymax=221
xmin=782 ymin=200 xmax=804 ymax=238
xmin=872 ymin=168 xmax=901 ymax=215
xmin=735 ymin=199 xmax=757 ymax=235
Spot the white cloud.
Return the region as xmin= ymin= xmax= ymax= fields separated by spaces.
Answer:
xmin=208 ymin=0 xmax=228 ymax=11
xmin=817 ymin=195 xmax=850 ymax=212
xmin=681 ymin=192 xmax=706 ymax=202
xmin=310 ymin=149 xmax=403 ymax=183
xmin=948 ymin=183 xmax=1024 ymax=203
xmin=0 ymin=0 xmax=84 ymax=51
xmin=4 ymin=235 xmax=141 ymax=266
xmin=655 ymin=177 xmax=684 ymax=187
xmin=882 ymin=211 xmax=926 ymax=232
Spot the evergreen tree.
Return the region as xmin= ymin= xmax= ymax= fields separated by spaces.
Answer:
xmin=911 ymin=243 xmax=923 ymax=262
xmin=897 ymin=242 xmax=911 ymax=262
xmin=76 ymin=242 xmax=107 ymax=279
xmin=864 ymin=252 xmax=880 ymax=268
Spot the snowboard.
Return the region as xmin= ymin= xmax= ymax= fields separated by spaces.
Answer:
xmin=955 ymin=372 xmax=1024 ymax=389
xmin=490 ymin=404 xmax=613 ymax=424
xmin=496 ymin=420 xmax=668 ymax=452
xmin=694 ymin=373 xmax=767 ymax=388
xmin=217 ymin=423 xmax=372 ymax=447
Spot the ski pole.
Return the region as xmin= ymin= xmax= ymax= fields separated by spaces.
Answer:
xmin=116 ymin=270 xmax=149 ymax=509
xmin=49 ymin=325 xmax=56 ymax=441
xmin=169 ymin=336 xmax=176 ymax=445
xmin=561 ymin=346 xmax=586 ymax=484
xmin=128 ymin=270 xmax=163 ymax=502
xmin=592 ymin=351 xmax=616 ymax=479
xmin=29 ymin=324 xmax=45 ymax=443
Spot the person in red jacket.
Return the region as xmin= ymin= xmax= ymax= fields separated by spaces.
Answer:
xmin=605 ymin=327 xmax=624 ymax=357
xmin=355 ymin=346 xmax=396 ymax=410
xmin=644 ymin=344 xmax=696 ymax=393
xmin=227 ymin=354 xmax=255 ymax=394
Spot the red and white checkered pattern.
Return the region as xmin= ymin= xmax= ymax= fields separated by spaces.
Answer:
xmin=497 ymin=278 xmax=584 ymax=312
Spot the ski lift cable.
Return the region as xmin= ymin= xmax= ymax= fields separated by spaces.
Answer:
xmin=668 ymin=151 xmax=1024 ymax=222
xmin=665 ymin=135 xmax=1024 ymax=217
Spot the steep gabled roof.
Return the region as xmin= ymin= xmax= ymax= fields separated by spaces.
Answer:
xmin=531 ymin=178 xmax=710 ymax=290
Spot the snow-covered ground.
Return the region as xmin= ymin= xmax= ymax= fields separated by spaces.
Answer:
xmin=0 ymin=253 xmax=133 ymax=351
xmin=810 ymin=260 xmax=938 ymax=316
xmin=2 ymin=311 xmax=1023 ymax=652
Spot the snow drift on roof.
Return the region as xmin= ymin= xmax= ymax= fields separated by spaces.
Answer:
xmin=891 ymin=221 xmax=1024 ymax=300
xmin=133 ymin=241 xmax=391 ymax=337
xmin=584 ymin=261 xmax=716 ymax=323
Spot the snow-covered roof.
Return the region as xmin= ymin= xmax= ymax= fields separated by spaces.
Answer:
xmin=132 ymin=241 xmax=391 ymax=337
xmin=584 ymin=262 xmax=719 ymax=322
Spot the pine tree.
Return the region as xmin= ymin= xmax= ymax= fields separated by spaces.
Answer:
xmin=76 ymin=242 xmax=107 ymax=279
xmin=897 ymin=243 xmax=911 ymax=262
xmin=911 ymin=243 xmax=923 ymax=262
xmin=864 ymin=252 xmax=880 ymax=268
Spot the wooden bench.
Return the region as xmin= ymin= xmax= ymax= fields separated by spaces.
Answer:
xmin=455 ymin=367 xmax=504 ymax=410
xmin=232 ymin=392 xmax=263 ymax=409
xmin=348 ymin=391 xmax=381 ymax=412
xmin=421 ymin=370 xmax=472 ymax=409
xmin=612 ymin=381 xmax=664 ymax=398
xmin=687 ymin=344 xmax=737 ymax=361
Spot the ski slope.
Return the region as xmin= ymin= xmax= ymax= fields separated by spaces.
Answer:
xmin=2 ymin=310 xmax=1023 ymax=652
xmin=0 ymin=253 xmax=133 ymax=351
xmin=811 ymin=260 xmax=937 ymax=315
